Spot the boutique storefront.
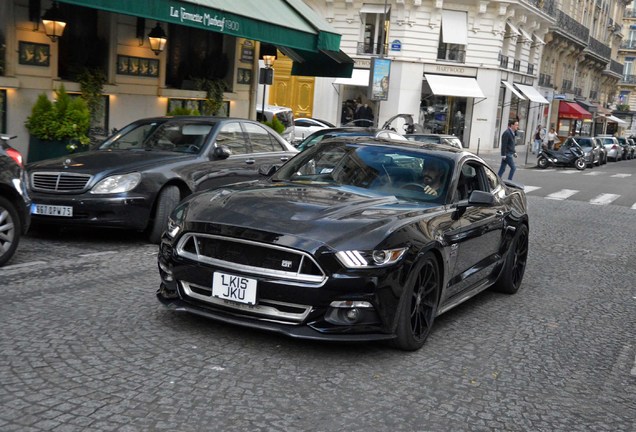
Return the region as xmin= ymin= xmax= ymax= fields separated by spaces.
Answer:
xmin=557 ymin=101 xmax=592 ymax=139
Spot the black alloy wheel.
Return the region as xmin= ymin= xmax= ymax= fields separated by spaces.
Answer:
xmin=537 ymin=156 xmax=548 ymax=169
xmin=575 ymin=158 xmax=586 ymax=170
xmin=148 ymin=185 xmax=180 ymax=244
xmin=492 ymin=224 xmax=529 ymax=294
xmin=393 ymin=252 xmax=441 ymax=351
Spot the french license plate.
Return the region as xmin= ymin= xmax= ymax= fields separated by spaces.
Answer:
xmin=31 ymin=204 xmax=73 ymax=217
xmin=212 ymin=272 xmax=257 ymax=305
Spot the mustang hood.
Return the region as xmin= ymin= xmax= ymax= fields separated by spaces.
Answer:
xmin=26 ymin=150 xmax=193 ymax=175
xmin=183 ymin=183 xmax=439 ymax=249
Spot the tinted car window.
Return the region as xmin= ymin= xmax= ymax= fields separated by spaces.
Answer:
xmin=216 ymin=122 xmax=247 ymax=155
xmin=100 ymin=122 xmax=160 ymax=150
xmin=101 ymin=121 xmax=213 ymax=153
xmin=244 ymin=122 xmax=276 ymax=152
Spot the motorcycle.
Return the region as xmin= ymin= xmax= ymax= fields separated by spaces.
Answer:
xmin=537 ymin=139 xmax=586 ymax=170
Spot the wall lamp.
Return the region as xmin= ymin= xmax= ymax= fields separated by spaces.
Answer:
xmin=42 ymin=1 xmax=66 ymax=42
xmin=148 ymin=23 xmax=167 ymax=55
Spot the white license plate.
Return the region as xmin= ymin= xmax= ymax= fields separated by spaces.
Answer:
xmin=212 ymin=272 xmax=257 ymax=305
xmin=31 ymin=204 xmax=73 ymax=217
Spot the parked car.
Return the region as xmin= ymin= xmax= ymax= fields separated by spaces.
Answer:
xmin=26 ymin=116 xmax=298 ymax=243
xmin=256 ymin=105 xmax=295 ymax=143
xmin=0 ymin=135 xmax=31 ymax=266
xmin=295 ymin=127 xmax=406 ymax=152
xmin=404 ymin=133 xmax=463 ymax=149
xmin=595 ymin=136 xmax=622 ymax=161
xmin=616 ymin=137 xmax=633 ymax=161
xmin=567 ymin=136 xmax=599 ymax=167
xmin=626 ymin=138 xmax=636 ymax=160
xmin=157 ymin=137 xmax=530 ymax=351
xmin=293 ymin=118 xmax=335 ymax=142
xmin=594 ymin=138 xmax=608 ymax=165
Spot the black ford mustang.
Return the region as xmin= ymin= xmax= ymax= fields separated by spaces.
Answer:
xmin=157 ymin=137 xmax=529 ymax=350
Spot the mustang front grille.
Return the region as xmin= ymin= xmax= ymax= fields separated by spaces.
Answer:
xmin=180 ymin=281 xmax=312 ymax=324
xmin=31 ymin=172 xmax=92 ymax=192
xmin=176 ymin=233 xmax=326 ymax=284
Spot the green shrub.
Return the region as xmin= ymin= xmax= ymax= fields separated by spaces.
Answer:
xmin=168 ymin=106 xmax=201 ymax=116
xmin=263 ymin=115 xmax=285 ymax=135
xmin=25 ymin=85 xmax=90 ymax=149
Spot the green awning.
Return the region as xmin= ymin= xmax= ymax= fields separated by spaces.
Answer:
xmin=57 ymin=0 xmax=342 ymax=53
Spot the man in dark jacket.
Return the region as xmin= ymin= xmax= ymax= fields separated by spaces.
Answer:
xmin=498 ymin=120 xmax=519 ymax=180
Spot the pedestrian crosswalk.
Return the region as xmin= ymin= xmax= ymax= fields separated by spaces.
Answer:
xmin=522 ymin=185 xmax=634 ymax=208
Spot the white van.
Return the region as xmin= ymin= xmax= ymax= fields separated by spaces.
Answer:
xmin=256 ymin=105 xmax=295 ymax=143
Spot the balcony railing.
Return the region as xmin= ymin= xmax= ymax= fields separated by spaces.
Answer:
xmin=621 ymin=74 xmax=636 ymax=84
xmin=525 ymin=0 xmax=557 ymax=16
xmin=554 ymin=10 xmax=589 ymax=46
xmin=587 ymin=36 xmax=611 ymax=61
xmin=610 ymin=60 xmax=624 ymax=76
xmin=620 ymin=40 xmax=636 ymax=50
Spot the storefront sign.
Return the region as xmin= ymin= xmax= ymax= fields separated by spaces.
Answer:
xmin=240 ymin=41 xmax=254 ymax=63
xmin=423 ymin=63 xmax=477 ymax=77
xmin=369 ymin=57 xmax=391 ymax=101
xmin=169 ymin=6 xmax=240 ymax=32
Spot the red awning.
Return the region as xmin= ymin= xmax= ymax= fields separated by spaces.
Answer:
xmin=558 ymin=101 xmax=592 ymax=119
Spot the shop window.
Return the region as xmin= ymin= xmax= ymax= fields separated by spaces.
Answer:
xmin=358 ymin=5 xmax=391 ymax=55
xmin=58 ymin=4 xmax=108 ymax=81
xmin=437 ymin=10 xmax=467 ymax=63
xmin=166 ymin=24 xmax=231 ymax=92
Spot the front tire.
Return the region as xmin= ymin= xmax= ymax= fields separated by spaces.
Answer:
xmin=537 ymin=156 xmax=548 ymax=169
xmin=575 ymin=158 xmax=586 ymax=170
xmin=148 ymin=186 xmax=180 ymax=244
xmin=0 ymin=196 xmax=21 ymax=266
xmin=492 ymin=224 xmax=528 ymax=294
xmin=393 ymin=252 xmax=441 ymax=351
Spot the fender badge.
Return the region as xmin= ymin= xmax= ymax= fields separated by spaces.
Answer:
xmin=63 ymin=158 xmax=71 ymax=168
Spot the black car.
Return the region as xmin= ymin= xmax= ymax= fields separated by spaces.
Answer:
xmin=26 ymin=116 xmax=297 ymax=243
xmin=616 ymin=137 xmax=633 ymax=161
xmin=0 ymin=135 xmax=31 ymax=266
xmin=157 ymin=137 xmax=530 ymax=351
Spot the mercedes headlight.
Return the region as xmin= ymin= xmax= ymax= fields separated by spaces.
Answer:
xmin=90 ymin=173 xmax=141 ymax=194
xmin=336 ymin=247 xmax=407 ymax=268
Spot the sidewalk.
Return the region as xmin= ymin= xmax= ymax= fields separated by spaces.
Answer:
xmin=474 ymin=147 xmax=538 ymax=169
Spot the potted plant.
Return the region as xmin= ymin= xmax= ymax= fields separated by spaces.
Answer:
xmin=25 ymin=85 xmax=91 ymax=162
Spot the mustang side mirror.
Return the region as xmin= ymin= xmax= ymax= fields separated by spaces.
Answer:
xmin=453 ymin=190 xmax=495 ymax=220
xmin=259 ymin=164 xmax=279 ymax=176
xmin=213 ymin=145 xmax=232 ymax=160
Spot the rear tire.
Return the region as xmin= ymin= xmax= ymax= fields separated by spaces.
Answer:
xmin=148 ymin=186 xmax=180 ymax=244
xmin=393 ymin=252 xmax=441 ymax=351
xmin=0 ymin=196 xmax=21 ymax=266
xmin=492 ymin=224 xmax=528 ymax=294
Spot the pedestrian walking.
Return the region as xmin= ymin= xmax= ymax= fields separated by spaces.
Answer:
xmin=498 ymin=120 xmax=518 ymax=180
xmin=545 ymin=127 xmax=558 ymax=150
xmin=533 ymin=125 xmax=545 ymax=155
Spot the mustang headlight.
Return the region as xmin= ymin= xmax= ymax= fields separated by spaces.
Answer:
xmin=91 ymin=173 xmax=141 ymax=194
xmin=336 ymin=247 xmax=407 ymax=269
xmin=166 ymin=202 xmax=188 ymax=239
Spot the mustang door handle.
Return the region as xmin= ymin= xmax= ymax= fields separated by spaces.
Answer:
xmin=280 ymin=157 xmax=290 ymax=162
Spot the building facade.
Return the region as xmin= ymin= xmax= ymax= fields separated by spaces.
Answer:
xmin=617 ymin=0 xmax=636 ymax=134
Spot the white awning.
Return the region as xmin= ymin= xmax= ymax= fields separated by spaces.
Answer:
xmin=505 ymin=21 xmax=521 ymax=37
xmin=502 ymin=81 xmax=525 ymax=99
xmin=514 ymin=84 xmax=549 ymax=104
xmin=360 ymin=4 xmax=391 ymax=14
xmin=441 ymin=10 xmax=468 ymax=45
xmin=519 ymin=28 xmax=533 ymax=43
xmin=333 ymin=69 xmax=370 ymax=87
xmin=606 ymin=115 xmax=627 ymax=125
xmin=424 ymin=74 xmax=485 ymax=98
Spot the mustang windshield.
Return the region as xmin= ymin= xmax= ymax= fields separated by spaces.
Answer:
xmin=274 ymin=141 xmax=452 ymax=202
xmin=99 ymin=120 xmax=214 ymax=154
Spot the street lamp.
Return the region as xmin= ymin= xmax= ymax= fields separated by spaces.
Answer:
xmin=258 ymin=44 xmax=277 ymax=119
xmin=148 ymin=23 xmax=167 ymax=55
xmin=42 ymin=1 xmax=66 ymax=42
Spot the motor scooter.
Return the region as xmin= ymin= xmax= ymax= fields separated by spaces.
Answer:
xmin=536 ymin=139 xmax=586 ymax=170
